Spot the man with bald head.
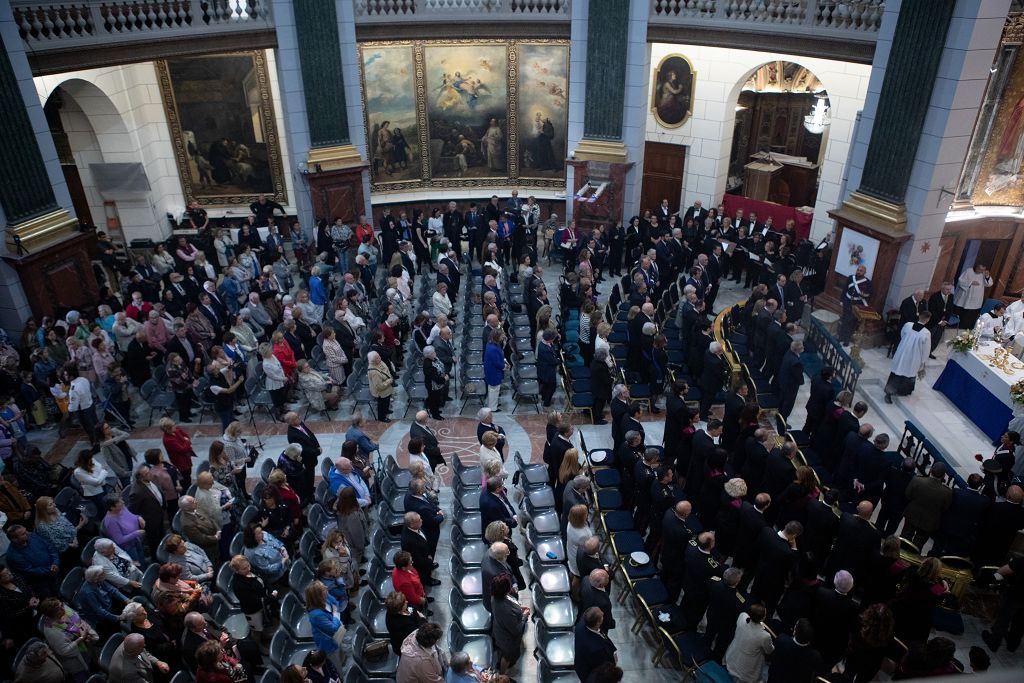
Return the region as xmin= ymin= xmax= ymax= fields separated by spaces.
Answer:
xmin=824 ymin=500 xmax=880 ymax=584
xmin=404 ymin=479 xmax=444 ymax=558
xmin=580 ymin=568 xmax=615 ymax=633
xmin=410 ymin=410 xmax=445 ymax=469
xmin=328 ymin=456 xmax=372 ymax=507
xmin=733 ymin=492 xmax=771 ymax=580
xmin=109 ymin=632 xmax=168 ymax=683
xmin=683 ymin=531 xmax=725 ymax=629
xmin=481 ymin=542 xmax=516 ymax=613
xmin=179 ymin=494 xmax=221 ymax=564
xmin=576 ymin=535 xmax=607 ymax=579
xmin=401 ymin=511 xmax=434 ymax=586
xmin=285 ymin=410 xmax=320 ymax=501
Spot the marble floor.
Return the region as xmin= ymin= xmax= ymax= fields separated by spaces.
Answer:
xmin=22 ymin=268 xmax=1024 ymax=679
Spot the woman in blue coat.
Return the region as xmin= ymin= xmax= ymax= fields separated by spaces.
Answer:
xmin=305 ymin=580 xmax=345 ymax=672
xmin=484 ymin=330 xmax=506 ymax=412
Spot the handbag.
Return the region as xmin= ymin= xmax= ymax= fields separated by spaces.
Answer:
xmin=363 ymin=638 xmax=390 ymax=661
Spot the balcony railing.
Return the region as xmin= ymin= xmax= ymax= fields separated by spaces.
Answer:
xmin=650 ymin=0 xmax=884 ymax=38
xmin=354 ymin=0 xmax=570 ymax=21
xmin=11 ymin=1 xmax=273 ymax=49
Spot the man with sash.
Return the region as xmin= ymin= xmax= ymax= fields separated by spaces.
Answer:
xmin=840 ymin=265 xmax=870 ymax=346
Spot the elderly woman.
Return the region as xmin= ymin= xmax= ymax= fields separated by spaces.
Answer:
xmin=196 ymin=640 xmax=246 ymax=683
xmin=100 ymin=495 xmax=146 ymax=561
xmin=422 ymin=345 xmax=449 ymax=420
xmin=257 ymin=486 xmax=296 ymax=549
xmin=267 ymin=467 xmax=302 ymax=523
xmin=230 ymin=554 xmax=274 ymax=640
xmin=367 ymin=350 xmax=394 ymax=422
xmin=194 ymin=471 xmax=236 ymax=558
xmin=385 ymin=590 xmax=425 ymax=656
xmin=112 ymin=311 xmax=143 ymax=352
xmin=152 ymin=562 xmax=211 ymax=632
xmin=163 ymin=533 xmax=214 ymax=584
xmin=230 ymin=312 xmax=260 ymax=351
xmin=242 ymin=522 xmax=289 ymax=584
xmin=122 ymin=601 xmax=180 ymax=668
xmin=479 ymin=430 xmax=502 ymax=470
xmin=77 ymin=565 xmax=129 ymax=637
xmin=296 ymin=359 xmax=340 ymax=413
xmin=39 ymin=597 xmax=98 ymax=683
xmin=92 ymin=537 xmax=143 ymax=591
xmin=260 ymin=342 xmax=289 ymax=420
xmin=276 ymin=443 xmax=308 ymax=501
xmin=33 ymin=496 xmax=86 ymax=564
xmin=321 ymin=327 xmax=347 ymax=386
xmin=565 ymin=503 xmax=595 ymax=581
xmin=214 ymin=228 xmax=236 ymax=269
xmin=408 ymin=459 xmax=440 ymax=501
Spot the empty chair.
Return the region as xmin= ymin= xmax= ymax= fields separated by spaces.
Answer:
xmin=448 ymin=589 xmax=492 ymax=634
xmin=449 ymin=555 xmax=484 ymax=599
xmin=448 ymin=622 xmax=493 ymax=675
xmin=514 ymin=451 xmax=548 ymax=488
xmin=451 ymin=525 xmax=488 ymax=567
xmin=259 ymin=669 xmax=280 ymax=683
xmin=170 ymin=510 xmax=184 ymax=535
xmin=452 ymin=452 xmax=482 ymax=487
xmin=523 ymin=497 xmax=561 ymax=536
xmin=269 ymin=629 xmax=307 ymax=670
xmin=534 ymin=621 xmax=575 ymax=670
xmin=527 ymin=526 xmax=566 ymax=563
xmin=299 ymin=529 xmax=320 ymax=566
xmin=98 ymin=632 xmax=125 ymax=673
xmin=524 ymin=486 xmax=556 ymax=510
xmin=528 ymin=553 xmax=571 ymax=597
xmin=367 ymin=560 xmax=395 ymax=602
xmin=307 ymin=503 xmax=337 ymax=541
xmin=79 ymin=537 xmax=98 ymax=566
xmin=260 ymin=458 xmax=275 ymax=483
xmin=384 ymin=455 xmax=412 ymax=489
xmin=59 ymin=566 xmax=85 ymax=607
xmin=140 ymin=563 xmax=160 ymax=599
xmin=356 ymin=589 xmax=389 ymax=638
xmin=229 ymin=532 xmax=244 ymax=557
xmin=455 ymin=510 xmax=483 ymax=538
xmin=279 ymin=591 xmax=314 ymax=642
xmin=371 ymin=526 xmax=402 ymax=570
xmin=216 ymin=564 xmax=239 ymax=606
xmin=538 ymin=658 xmax=579 ymax=683
xmin=209 ymin=594 xmax=250 ymax=641
xmin=314 ymin=479 xmax=333 ymax=508
xmin=531 ymin=583 xmax=577 ymax=631
xmin=351 ymin=623 xmax=400 ymax=679
xmin=288 ymin=559 xmax=315 ymax=598
xmin=240 ymin=505 xmax=260 ymax=527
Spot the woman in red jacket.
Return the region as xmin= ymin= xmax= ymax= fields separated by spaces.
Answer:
xmin=160 ymin=416 xmax=195 ymax=489
xmin=271 ymin=331 xmax=297 ymax=380
xmin=391 ymin=551 xmax=431 ymax=616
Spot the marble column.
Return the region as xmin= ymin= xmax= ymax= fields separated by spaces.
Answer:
xmin=834 ymin=0 xmax=1011 ymax=310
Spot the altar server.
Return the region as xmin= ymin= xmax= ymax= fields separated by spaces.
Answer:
xmin=953 ymin=263 xmax=993 ymax=330
xmin=884 ymin=312 xmax=932 ymax=404
xmin=977 ymin=303 xmax=1007 ymax=339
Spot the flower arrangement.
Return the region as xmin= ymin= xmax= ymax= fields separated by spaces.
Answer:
xmin=1011 ymin=380 xmax=1024 ymax=406
xmin=947 ymin=330 xmax=978 ymax=353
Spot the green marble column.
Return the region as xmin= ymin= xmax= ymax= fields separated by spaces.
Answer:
xmin=0 ymin=41 xmax=59 ymax=224
xmin=859 ymin=0 xmax=957 ymax=204
xmin=294 ymin=0 xmax=349 ymax=148
xmin=583 ymin=0 xmax=630 ymax=141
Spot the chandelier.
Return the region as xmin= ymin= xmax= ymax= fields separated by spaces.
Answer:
xmin=804 ymin=93 xmax=831 ymax=135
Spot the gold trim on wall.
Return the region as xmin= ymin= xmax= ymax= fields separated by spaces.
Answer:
xmin=359 ymin=39 xmax=569 ymax=194
xmin=651 ymin=53 xmax=696 ymax=129
xmin=156 ymin=51 xmax=287 ymax=207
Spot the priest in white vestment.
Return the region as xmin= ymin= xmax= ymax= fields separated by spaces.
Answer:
xmin=977 ymin=303 xmax=1007 ymax=338
xmin=953 ymin=264 xmax=993 ymax=330
xmin=1005 ymin=293 xmax=1024 ymax=338
xmin=885 ymin=312 xmax=933 ymax=403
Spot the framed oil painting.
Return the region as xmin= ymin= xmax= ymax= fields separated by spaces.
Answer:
xmin=156 ymin=51 xmax=286 ymax=207
xmin=362 ymin=44 xmax=421 ymax=184
xmin=835 ymin=228 xmax=880 ymax=279
xmin=359 ymin=39 xmax=568 ymax=192
xmin=651 ymin=54 xmax=695 ymax=129
xmin=519 ymin=43 xmax=569 ymax=179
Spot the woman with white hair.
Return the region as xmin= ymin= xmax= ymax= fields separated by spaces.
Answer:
xmin=432 ymin=282 xmax=452 ymax=320
xmin=321 ymin=327 xmax=348 ymax=386
xmin=121 ymin=600 xmax=180 ymax=667
xmin=260 ymin=342 xmax=288 ymax=420
xmin=92 ymin=537 xmax=144 ymax=591
xmin=422 ymin=345 xmax=448 ymax=420
xmin=112 ymin=311 xmax=143 ymax=352
xmin=367 ymin=351 xmax=394 ymax=422
xmin=297 ymin=359 xmax=340 ymax=412
xmin=77 ymin=565 xmax=129 ymax=637
xmin=163 ymin=533 xmax=214 ymax=584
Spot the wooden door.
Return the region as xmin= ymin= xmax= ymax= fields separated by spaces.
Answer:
xmin=640 ymin=142 xmax=685 ymax=217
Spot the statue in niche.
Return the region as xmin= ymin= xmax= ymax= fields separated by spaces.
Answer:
xmin=481 ymin=118 xmax=505 ymax=171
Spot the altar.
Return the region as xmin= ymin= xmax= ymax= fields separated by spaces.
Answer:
xmin=933 ymin=341 xmax=1024 ymax=442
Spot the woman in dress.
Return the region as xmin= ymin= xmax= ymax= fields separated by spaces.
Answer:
xmin=321 ymin=327 xmax=347 ymax=386
xmin=101 ymin=498 xmax=147 ymax=563
xmin=209 ymin=440 xmax=246 ymax=509
xmin=565 ymin=504 xmax=594 ymax=590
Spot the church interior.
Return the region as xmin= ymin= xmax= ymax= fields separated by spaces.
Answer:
xmin=2 ymin=0 xmax=1024 ymax=681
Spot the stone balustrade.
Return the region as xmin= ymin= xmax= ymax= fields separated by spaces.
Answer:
xmin=650 ymin=0 xmax=884 ymax=36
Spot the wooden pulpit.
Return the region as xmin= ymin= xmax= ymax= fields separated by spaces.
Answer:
xmin=744 ymin=160 xmax=783 ymax=201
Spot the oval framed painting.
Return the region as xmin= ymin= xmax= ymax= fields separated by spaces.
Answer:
xmin=651 ymin=54 xmax=696 ymax=129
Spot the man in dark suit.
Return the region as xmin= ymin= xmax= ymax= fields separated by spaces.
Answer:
xmin=824 ymin=501 xmax=880 ymax=584
xmin=440 ymin=251 xmax=461 ymax=298
xmin=753 ymin=521 xmax=802 ymax=616
xmin=705 ymin=246 xmax=724 ymax=311
xmin=898 ymin=289 xmax=927 ymax=331
xmin=732 ymin=494 xmax=771 ymax=578
xmin=609 ymin=386 xmax=631 ymax=454
xmin=479 ymin=476 xmax=518 ymax=531
xmin=767 ymin=618 xmax=824 ymax=683
xmin=476 ymin=409 xmax=507 ymax=459
xmin=687 ymin=421 xmax=722 ymax=498
xmin=721 ymin=383 xmax=749 ymax=453
xmin=481 ymin=542 xmax=516 ymax=613
xmin=926 ymin=282 xmax=955 ymax=355
xmin=704 ymin=567 xmax=748 ymax=659
xmin=660 ymin=501 xmax=697 ymax=603
xmin=286 ymin=412 xmax=321 ymax=504
xmin=777 ymin=340 xmax=805 ymax=421
xmin=784 ymin=271 xmax=809 ymax=323
xmin=576 ymin=536 xmax=607 ymax=579
xmin=442 ymin=201 xmax=464 ymax=259
xmin=403 ymin=480 xmax=444 ymax=555
xmin=762 ymin=442 xmax=799 ymax=505
xmin=128 ymin=465 xmax=167 ymax=556
xmin=802 ymin=490 xmax=840 ymax=572
xmin=975 ymin=485 xmax=1024 ymax=567
xmin=809 ymin=571 xmax=859 ymax=669
xmin=740 ymin=429 xmax=772 ymax=495
xmin=574 ymin=608 xmax=618 ymax=681
xmin=401 ymin=511 xmax=437 ymax=586
xmin=579 ymin=568 xmax=615 ymax=633
xmin=767 ymin=273 xmax=787 ymax=310
xmin=932 ymin=473 xmax=991 ymax=558
xmin=683 ymin=200 xmax=709 ymax=227
xmin=698 ymin=343 xmax=727 ymax=421
xmin=875 ymin=457 xmax=916 ymax=536
xmin=543 ymin=422 xmax=575 ymax=490
xmin=802 ymin=366 xmax=836 ymax=436
xmin=682 ymin=532 xmax=725 ymax=630
xmin=764 ymin=318 xmax=794 ymax=385
xmin=751 ymin=299 xmax=778 ymax=368
xmin=410 ymin=411 xmax=445 ymax=470
xmin=536 ymin=331 xmax=559 ymax=408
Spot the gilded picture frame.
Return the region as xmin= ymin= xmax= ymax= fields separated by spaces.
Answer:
xmin=156 ymin=50 xmax=287 ymax=207
xmin=359 ymin=39 xmax=569 ymax=194
xmin=651 ymin=53 xmax=696 ymax=129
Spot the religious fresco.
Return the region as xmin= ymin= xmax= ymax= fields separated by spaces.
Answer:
xmin=651 ymin=54 xmax=695 ymax=128
xmin=958 ymin=14 xmax=1024 ymax=207
xmin=156 ymin=51 xmax=286 ymax=206
xmin=359 ymin=40 xmax=569 ymax=192
xmin=424 ymin=43 xmax=509 ymax=179
xmin=518 ymin=43 xmax=569 ymax=177
xmin=361 ymin=44 xmax=420 ymax=183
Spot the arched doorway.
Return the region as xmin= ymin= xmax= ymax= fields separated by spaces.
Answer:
xmin=727 ymin=61 xmax=829 ymax=208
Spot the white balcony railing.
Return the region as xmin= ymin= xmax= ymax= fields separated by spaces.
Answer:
xmin=11 ymin=1 xmax=273 ymax=49
xmin=650 ymin=0 xmax=884 ymax=37
xmin=354 ymin=0 xmax=570 ymax=21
